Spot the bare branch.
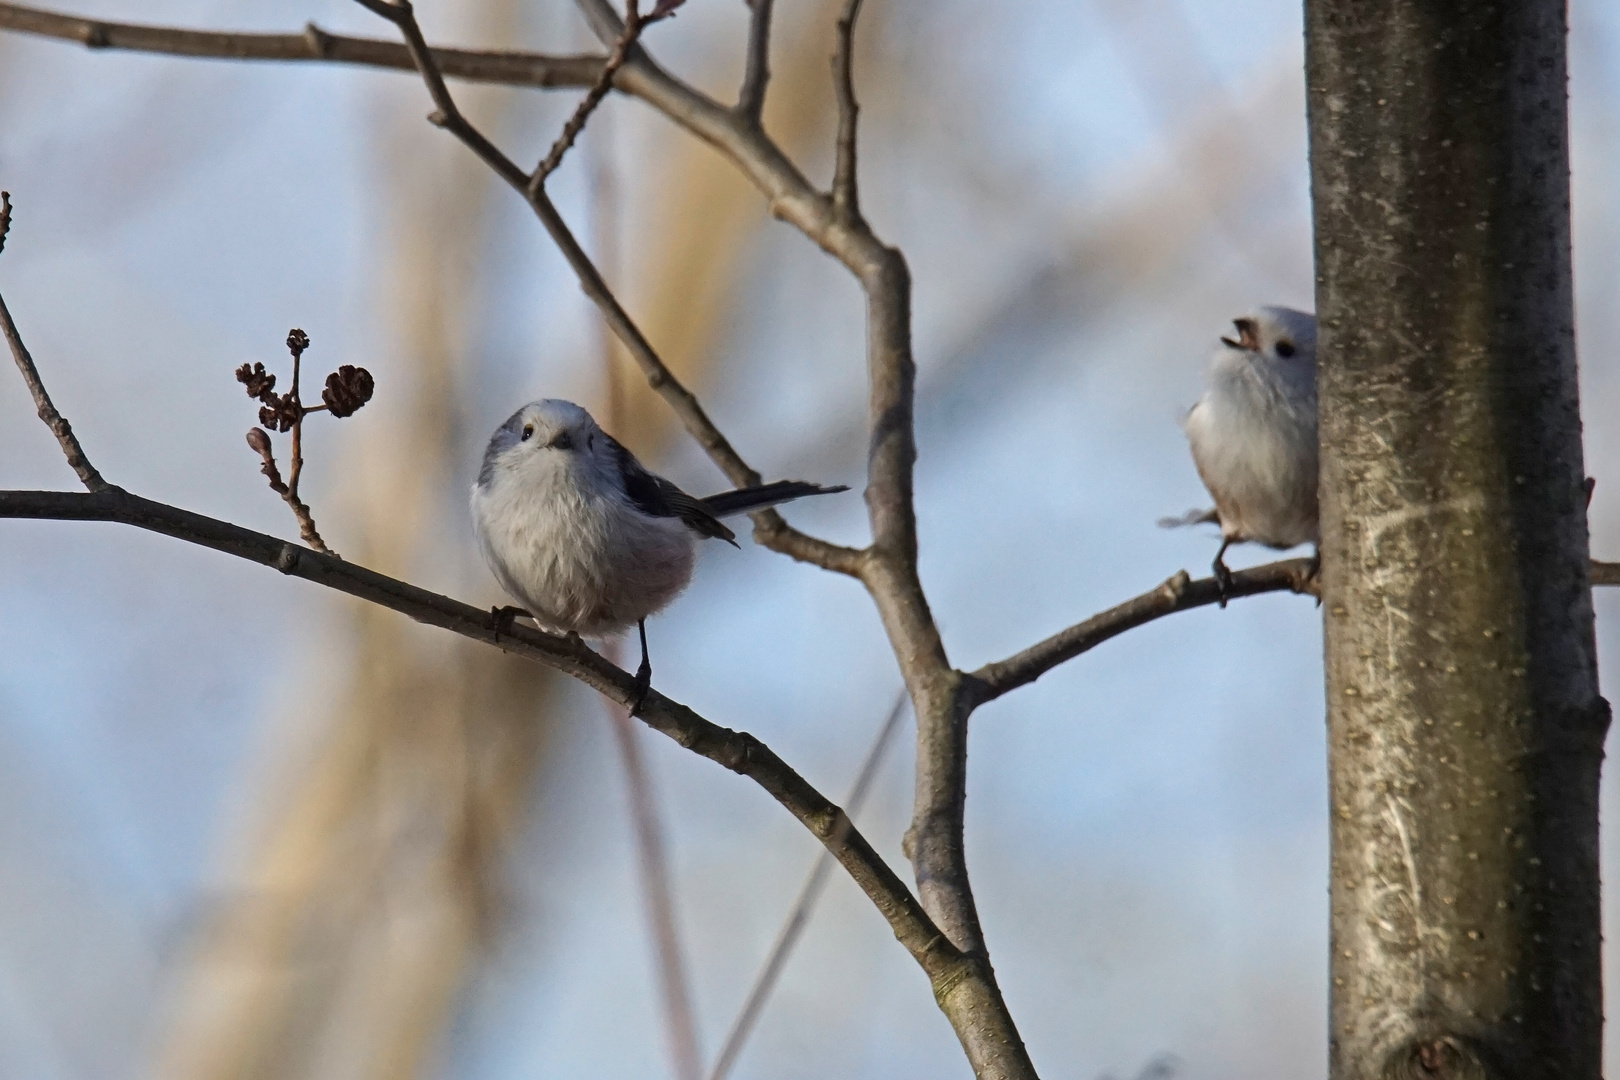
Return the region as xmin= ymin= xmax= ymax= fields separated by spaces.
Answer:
xmin=735 ymin=0 xmax=775 ymax=126
xmin=244 ymin=427 xmax=331 ymax=554
xmin=969 ymin=555 xmax=1620 ymax=706
xmin=965 ymin=559 xmax=1321 ymax=706
xmin=708 ymin=687 xmax=909 ymax=1080
xmin=830 ymin=0 xmax=864 ymax=224
xmin=532 ymin=2 xmax=655 ymax=187
xmin=282 ymin=333 xmax=333 ymax=553
xmin=0 ymin=2 xmax=603 ymax=87
xmin=0 ymin=276 xmax=110 ymax=492
xmin=0 ymin=485 xmax=958 ymax=975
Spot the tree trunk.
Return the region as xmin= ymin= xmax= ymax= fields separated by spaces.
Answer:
xmin=1305 ymin=3 xmax=1609 ymax=1077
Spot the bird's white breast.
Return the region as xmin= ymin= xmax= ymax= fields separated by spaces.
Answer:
xmin=1184 ymin=350 xmax=1319 ymax=549
xmin=472 ymin=464 xmax=697 ymax=637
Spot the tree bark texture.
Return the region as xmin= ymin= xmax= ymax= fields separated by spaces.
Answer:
xmin=1306 ymin=3 xmax=1608 ymax=1078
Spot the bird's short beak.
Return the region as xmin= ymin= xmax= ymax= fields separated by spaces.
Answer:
xmin=1220 ymin=317 xmax=1260 ymax=351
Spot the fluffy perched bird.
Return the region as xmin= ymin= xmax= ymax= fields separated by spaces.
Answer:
xmin=472 ymin=399 xmax=847 ymax=703
xmin=1162 ymin=306 xmax=1319 ymax=597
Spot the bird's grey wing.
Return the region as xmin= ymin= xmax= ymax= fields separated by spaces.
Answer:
xmin=607 ymin=436 xmax=737 ymax=545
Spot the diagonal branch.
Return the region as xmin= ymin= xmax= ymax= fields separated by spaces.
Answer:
xmin=735 ymin=0 xmax=774 ymax=126
xmin=830 ymin=0 xmax=863 ymax=224
xmin=0 ymin=274 xmax=110 ymax=492
xmin=965 ymin=559 xmax=1320 ymax=707
xmin=0 ymin=486 xmax=954 ymax=977
xmin=968 ymin=555 xmax=1620 ymax=709
xmin=531 ymin=1 xmax=655 ymax=187
xmin=708 ymin=686 xmax=909 ymax=1080
xmin=0 ymin=2 xmax=603 ymax=87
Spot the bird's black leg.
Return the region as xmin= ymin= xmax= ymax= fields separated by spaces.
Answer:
xmin=1212 ymin=539 xmax=1234 ymax=608
xmin=630 ymin=619 xmax=653 ymax=714
xmin=490 ymin=605 xmax=532 ymax=638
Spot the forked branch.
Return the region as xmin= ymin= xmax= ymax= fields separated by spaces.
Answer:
xmin=532 ymin=0 xmax=679 ymax=187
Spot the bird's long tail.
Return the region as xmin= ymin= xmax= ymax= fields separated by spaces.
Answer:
xmin=702 ymin=480 xmax=850 ymax=518
xmin=1157 ymin=507 xmax=1221 ymax=529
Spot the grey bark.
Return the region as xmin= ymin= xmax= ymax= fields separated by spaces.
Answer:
xmin=1305 ymin=3 xmax=1608 ymax=1077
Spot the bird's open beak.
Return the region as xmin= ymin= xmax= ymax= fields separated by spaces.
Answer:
xmin=1220 ymin=317 xmax=1260 ymax=351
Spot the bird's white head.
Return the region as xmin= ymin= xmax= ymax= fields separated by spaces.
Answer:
xmin=475 ymin=398 xmax=614 ymax=492
xmin=1220 ymin=305 xmax=1317 ymax=367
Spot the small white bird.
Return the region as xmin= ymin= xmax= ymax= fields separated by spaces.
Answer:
xmin=1162 ymin=306 xmax=1319 ymax=599
xmin=472 ymin=399 xmax=847 ymax=704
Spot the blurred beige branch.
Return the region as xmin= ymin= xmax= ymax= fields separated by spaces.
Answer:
xmin=152 ymin=15 xmax=559 ymax=1075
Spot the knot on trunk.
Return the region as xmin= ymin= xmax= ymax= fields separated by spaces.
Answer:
xmin=1382 ymin=1036 xmax=1491 ymax=1080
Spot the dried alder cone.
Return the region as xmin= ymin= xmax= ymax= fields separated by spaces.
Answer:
xmin=322 ymin=364 xmax=375 ymax=417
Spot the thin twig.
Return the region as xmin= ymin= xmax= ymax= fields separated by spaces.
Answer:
xmin=0 ymin=2 xmax=605 ymax=87
xmin=0 ymin=283 xmax=110 ymax=492
xmin=964 ymin=558 xmax=1322 ymax=706
xmin=735 ymin=0 xmax=774 ymax=126
xmin=287 ymin=344 xmax=305 ymax=499
xmin=244 ymin=428 xmax=327 ymax=553
xmin=1594 ymin=560 xmax=1620 ymax=587
xmin=708 ymin=687 xmax=910 ymax=1080
xmin=239 ymin=331 xmax=336 ymax=554
xmin=830 ymin=0 xmax=864 ymax=224
xmin=531 ymin=1 xmax=655 ymax=189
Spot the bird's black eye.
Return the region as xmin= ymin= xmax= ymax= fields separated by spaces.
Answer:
xmin=1275 ymin=341 xmax=1296 ymax=358
xmin=521 ymin=424 xmax=535 ymax=441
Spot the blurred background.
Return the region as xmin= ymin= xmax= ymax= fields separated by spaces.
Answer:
xmin=1 ymin=2 xmax=1618 ymax=1077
